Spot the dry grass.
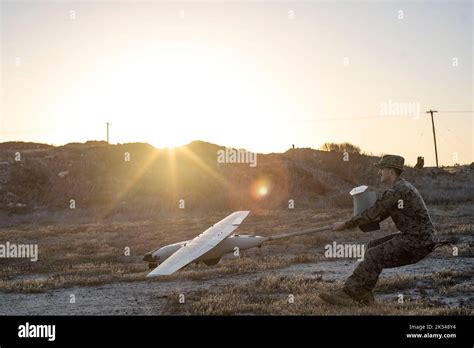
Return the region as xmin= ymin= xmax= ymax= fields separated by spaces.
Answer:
xmin=166 ymin=274 xmax=471 ymax=316
xmin=0 ymin=206 xmax=472 ymax=316
xmin=0 ymin=209 xmax=341 ymax=286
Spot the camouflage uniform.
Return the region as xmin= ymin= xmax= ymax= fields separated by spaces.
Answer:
xmin=342 ymin=156 xmax=436 ymax=297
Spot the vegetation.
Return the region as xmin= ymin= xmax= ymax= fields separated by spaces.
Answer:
xmin=320 ymin=142 xmax=361 ymax=154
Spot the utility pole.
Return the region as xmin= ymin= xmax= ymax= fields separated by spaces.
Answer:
xmin=426 ymin=110 xmax=439 ymax=167
xmin=106 ymin=122 xmax=111 ymax=144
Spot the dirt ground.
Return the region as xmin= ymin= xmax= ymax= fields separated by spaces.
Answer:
xmin=0 ymin=205 xmax=472 ymax=315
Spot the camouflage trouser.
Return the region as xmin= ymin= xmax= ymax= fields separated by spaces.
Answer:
xmin=343 ymin=233 xmax=433 ymax=296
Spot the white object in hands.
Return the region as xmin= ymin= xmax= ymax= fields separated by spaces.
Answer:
xmin=350 ymin=185 xmax=380 ymax=232
xmin=350 ymin=185 xmax=377 ymax=215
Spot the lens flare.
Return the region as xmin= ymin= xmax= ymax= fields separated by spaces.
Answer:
xmin=251 ymin=179 xmax=270 ymax=200
xmin=258 ymin=186 xmax=268 ymax=196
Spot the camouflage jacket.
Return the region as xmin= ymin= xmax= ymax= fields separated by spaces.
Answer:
xmin=344 ymin=178 xmax=435 ymax=244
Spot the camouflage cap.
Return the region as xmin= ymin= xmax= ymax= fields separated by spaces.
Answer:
xmin=374 ymin=154 xmax=405 ymax=171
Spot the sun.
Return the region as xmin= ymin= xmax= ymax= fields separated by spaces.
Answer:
xmin=51 ymin=45 xmax=283 ymax=148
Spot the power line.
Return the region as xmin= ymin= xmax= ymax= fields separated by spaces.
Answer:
xmin=295 ymin=110 xmax=473 ymax=123
xmin=294 ymin=115 xmax=381 ymax=122
xmin=435 ymin=118 xmax=472 ymax=151
xmin=434 ymin=126 xmax=472 ymax=162
xmin=433 ymin=127 xmax=470 ymax=165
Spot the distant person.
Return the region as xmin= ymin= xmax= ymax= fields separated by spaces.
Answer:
xmin=320 ymin=155 xmax=436 ymax=305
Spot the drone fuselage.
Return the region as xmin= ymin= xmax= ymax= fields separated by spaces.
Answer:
xmin=143 ymin=234 xmax=266 ymax=266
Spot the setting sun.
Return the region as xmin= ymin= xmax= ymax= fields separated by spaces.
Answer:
xmin=50 ymin=44 xmax=289 ymax=149
xmin=1 ymin=1 xmax=471 ymax=165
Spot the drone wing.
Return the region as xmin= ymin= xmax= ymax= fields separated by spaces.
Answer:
xmin=146 ymin=211 xmax=250 ymax=277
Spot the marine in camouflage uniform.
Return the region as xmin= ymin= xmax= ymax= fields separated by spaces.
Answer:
xmin=320 ymin=155 xmax=436 ymax=305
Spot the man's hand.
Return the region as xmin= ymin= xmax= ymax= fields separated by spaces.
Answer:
xmin=333 ymin=222 xmax=346 ymax=232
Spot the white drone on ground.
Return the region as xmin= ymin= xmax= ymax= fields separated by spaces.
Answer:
xmin=143 ymin=185 xmax=377 ymax=277
xmin=144 ymin=211 xmax=330 ymax=277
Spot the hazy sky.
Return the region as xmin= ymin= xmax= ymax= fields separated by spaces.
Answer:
xmin=1 ymin=0 xmax=472 ymax=166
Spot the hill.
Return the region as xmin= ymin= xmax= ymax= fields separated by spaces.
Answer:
xmin=0 ymin=140 xmax=472 ymax=217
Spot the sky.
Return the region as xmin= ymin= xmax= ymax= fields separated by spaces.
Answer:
xmin=0 ymin=0 xmax=472 ymax=166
